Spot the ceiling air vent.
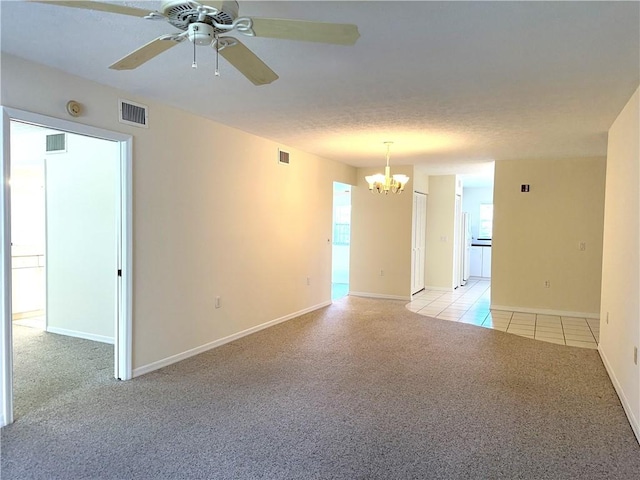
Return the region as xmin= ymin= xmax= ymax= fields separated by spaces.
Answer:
xmin=119 ymin=99 xmax=148 ymax=128
xmin=278 ymin=149 xmax=290 ymax=165
xmin=45 ymin=133 xmax=66 ymax=153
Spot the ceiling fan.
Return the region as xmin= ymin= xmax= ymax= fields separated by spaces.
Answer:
xmin=31 ymin=0 xmax=360 ymax=85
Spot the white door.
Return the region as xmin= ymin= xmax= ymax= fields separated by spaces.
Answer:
xmin=411 ymin=192 xmax=427 ymax=294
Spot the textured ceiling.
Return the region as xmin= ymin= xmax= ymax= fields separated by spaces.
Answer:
xmin=1 ymin=1 xmax=639 ymax=174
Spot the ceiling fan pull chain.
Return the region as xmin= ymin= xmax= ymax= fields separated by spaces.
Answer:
xmin=214 ymin=35 xmax=220 ymax=77
xmin=192 ymin=37 xmax=197 ymax=69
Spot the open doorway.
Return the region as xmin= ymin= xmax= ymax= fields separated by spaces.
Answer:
xmin=10 ymin=125 xmax=45 ymax=329
xmin=1 ymin=108 xmax=132 ymax=427
xmin=461 ymin=174 xmax=494 ymax=282
xmin=12 ymin=121 xmax=120 ymax=341
xmin=11 ymin=121 xmax=118 ymax=419
xmin=332 ymin=182 xmax=351 ymax=300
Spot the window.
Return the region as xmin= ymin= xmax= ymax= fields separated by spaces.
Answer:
xmin=479 ymin=203 xmax=493 ymax=239
xmin=333 ymin=224 xmax=350 ymax=245
xmin=333 ymin=205 xmax=351 ymax=245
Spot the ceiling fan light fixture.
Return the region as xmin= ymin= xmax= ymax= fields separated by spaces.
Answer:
xmin=365 ymin=142 xmax=410 ymax=194
xmin=188 ymin=22 xmax=215 ymax=45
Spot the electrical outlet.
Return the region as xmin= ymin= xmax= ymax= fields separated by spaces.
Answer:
xmin=306 ymin=277 xmax=310 ymax=286
xmin=380 ymin=269 xmax=385 ymax=277
xmin=215 ymin=296 xmax=221 ymax=309
xmin=606 ymin=312 xmax=609 ymax=324
xmin=544 ymin=280 xmax=550 ymax=288
xmin=579 ymin=241 xmax=586 ymax=251
xmin=634 ymin=347 xmax=638 ymax=366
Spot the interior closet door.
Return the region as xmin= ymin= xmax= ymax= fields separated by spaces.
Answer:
xmin=411 ymin=192 xmax=427 ymax=294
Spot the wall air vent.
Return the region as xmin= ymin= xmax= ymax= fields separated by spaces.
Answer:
xmin=45 ymin=133 xmax=66 ymax=153
xmin=278 ymin=149 xmax=290 ymax=165
xmin=119 ymin=99 xmax=148 ymax=128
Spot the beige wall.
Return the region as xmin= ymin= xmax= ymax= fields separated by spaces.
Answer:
xmin=1 ymin=54 xmax=356 ymax=371
xmin=412 ymin=169 xmax=429 ymax=195
xmin=492 ymin=157 xmax=606 ymax=315
xmin=599 ymin=86 xmax=640 ymax=439
xmin=350 ymin=165 xmax=413 ymax=299
xmin=425 ymin=175 xmax=456 ymax=289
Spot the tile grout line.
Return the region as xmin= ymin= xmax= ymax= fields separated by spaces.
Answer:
xmin=586 ymin=319 xmax=599 ymax=345
xmin=560 ymin=317 xmax=568 ymax=346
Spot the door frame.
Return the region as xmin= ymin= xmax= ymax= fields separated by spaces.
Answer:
xmin=411 ymin=191 xmax=427 ymax=295
xmin=1 ymin=106 xmax=133 ymax=427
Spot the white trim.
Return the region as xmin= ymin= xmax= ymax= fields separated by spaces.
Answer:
xmin=490 ymin=304 xmax=600 ymax=319
xmin=46 ymin=327 xmax=114 ymax=345
xmin=348 ymin=292 xmax=412 ymax=301
xmin=3 ymin=108 xmax=132 ymax=143
xmin=116 ymin=138 xmax=133 ymax=380
xmin=133 ymin=301 xmax=331 ymax=378
xmin=598 ymin=346 xmax=640 ymax=444
xmin=424 ymin=285 xmax=455 ymax=292
xmin=1 ymin=109 xmax=13 ymax=427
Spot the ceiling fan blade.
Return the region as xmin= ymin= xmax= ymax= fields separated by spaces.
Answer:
xmin=250 ymin=18 xmax=360 ymax=45
xmin=28 ymin=0 xmax=153 ymax=17
xmin=109 ymin=37 xmax=181 ymax=71
xmin=219 ymin=39 xmax=278 ymax=86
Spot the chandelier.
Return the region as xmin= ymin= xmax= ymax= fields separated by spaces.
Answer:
xmin=365 ymin=142 xmax=410 ymax=194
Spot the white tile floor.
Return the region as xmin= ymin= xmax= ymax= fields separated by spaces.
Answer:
xmin=407 ymin=278 xmax=599 ymax=349
xmin=12 ymin=316 xmax=46 ymax=329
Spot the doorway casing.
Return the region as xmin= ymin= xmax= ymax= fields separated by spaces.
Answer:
xmin=0 ymin=106 xmax=133 ymax=427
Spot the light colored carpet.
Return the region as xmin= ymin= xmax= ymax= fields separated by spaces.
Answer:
xmin=10 ymin=323 xmax=113 ymax=419
xmin=2 ymin=296 xmax=639 ymax=479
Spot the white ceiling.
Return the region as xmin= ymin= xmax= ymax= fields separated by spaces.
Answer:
xmin=1 ymin=1 xmax=639 ymax=175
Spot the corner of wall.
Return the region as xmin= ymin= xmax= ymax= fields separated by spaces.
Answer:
xmin=598 ymin=85 xmax=640 ymax=443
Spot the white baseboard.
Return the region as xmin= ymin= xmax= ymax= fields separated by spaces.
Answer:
xmin=490 ymin=304 xmax=600 ymax=320
xmin=46 ymin=326 xmax=114 ymax=344
xmin=133 ymin=301 xmax=331 ymax=378
xmin=348 ymin=292 xmax=411 ymax=301
xmin=598 ymin=346 xmax=640 ymax=444
xmin=424 ymin=285 xmax=455 ymax=292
